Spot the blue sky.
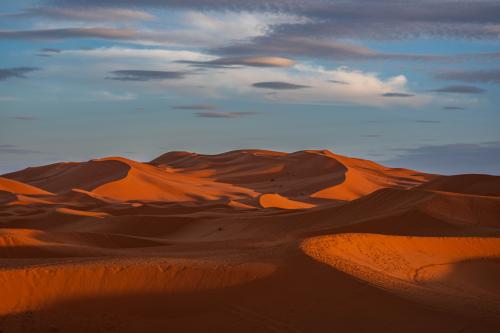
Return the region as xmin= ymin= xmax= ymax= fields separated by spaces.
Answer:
xmin=1 ymin=0 xmax=499 ymax=174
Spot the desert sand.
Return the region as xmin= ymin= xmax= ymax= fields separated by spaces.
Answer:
xmin=0 ymin=149 xmax=499 ymax=332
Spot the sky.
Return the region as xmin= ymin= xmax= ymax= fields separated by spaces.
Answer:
xmin=0 ymin=0 xmax=499 ymax=175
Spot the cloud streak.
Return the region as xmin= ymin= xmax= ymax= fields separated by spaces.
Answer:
xmin=382 ymin=92 xmax=414 ymax=98
xmin=0 ymin=144 xmax=43 ymax=155
xmin=11 ymin=6 xmax=155 ymax=22
xmin=194 ymin=111 xmax=259 ymax=118
xmin=13 ymin=116 xmax=38 ymax=120
xmin=385 ymin=141 xmax=500 ymax=175
xmin=107 ymin=70 xmax=188 ymax=81
xmin=0 ymin=67 xmax=40 ymax=81
xmin=434 ymin=69 xmax=500 ymax=84
xmin=0 ymin=27 xmax=140 ymax=42
xmin=252 ymin=81 xmax=310 ymax=90
xmin=428 ymin=85 xmax=485 ymax=94
xmin=178 ymin=56 xmax=295 ymax=68
xmin=173 ymin=104 xmax=217 ymax=110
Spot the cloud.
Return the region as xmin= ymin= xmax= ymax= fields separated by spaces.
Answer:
xmin=0 ymin=67 xmax=40 ymax=81
xmin=171 ymin=64 xmax=425 ymax=107
xmin=252 ymin=81 xmax=310 ymax=90
xmin=328 ymin=80 xmax=349 ymax=85
xmin=384 ymin=141 xmax=500 ymax=175
xmin=443 ymin=106 xmax=465 ymax=110
xmin=178 ymin=56 xmax=295 ymax=68
xmin=434 ymin=69 xmax=500 ymax=84
xmin=44 ymin=1 xmax=500 ymax=42
xmin=107 ymin=70 xmax=188 ymax=81
xmin=37 ymin=48 xmax=61 ymax=57
xmin=413 ymin=120 xmax=441 ymax=124
xmin=13 ymin=116 xmax=38 ymax=120
xmin=0 ymin=27 xmax=137 ymax=41
xmin=213 ymin=36 xmax=380 ymax=59
xmin=212 ymin=35 xmax=445 ymax=62
xmin=428 ymin=85 xmax=485 ymax=94
xmin=0 ymin=96 xmax=18 ymax=101
xmin=16 ymin=6 xmax=155 ymax=22
xmin=93 ymin=91 xmax=136 ymax=101
xmin=172 ymin=104 xmax=217 ymax=110
xmin=56 ymin=47 xmax=212 ymax=62
xmin=0 ymin=144 xmax=43 ymax=155
xmin=194 ymin=111 xmax=259 ymax=118
xmin=382 ymin=92 xmax=415 ymax=97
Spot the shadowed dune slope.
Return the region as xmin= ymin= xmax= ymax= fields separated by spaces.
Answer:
xmin=151 ymin=149 xmax=432 ymax=201
xmin=417 ymin=174 xmax=500 ymax=196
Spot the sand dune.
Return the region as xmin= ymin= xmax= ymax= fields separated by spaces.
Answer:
xmin=0 ymin=177 xmax=53 ymax=196
xmin=301 ymin=233 xmax=500 ymax=316
xmin=259 ymin=193 xmax=316 ymax=209
xmin=151 ymin=149 xmax=431 ymax=201
xmin=417 ymin=174 xmax=500 ymax=196
xmin=0 ymin=149 xmax=499 ymax=332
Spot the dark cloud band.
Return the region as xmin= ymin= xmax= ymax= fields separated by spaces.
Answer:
xmin=252 ymin=81 xmax=310 ymax=90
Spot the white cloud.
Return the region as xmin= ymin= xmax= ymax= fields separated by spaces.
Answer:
xmin=155 ymin=63 xmax=430 ymax=107
xmin=93 ymin=91 xmax=137 ymax=101
xmin=61 ymin=47 xmax=214 ymax=62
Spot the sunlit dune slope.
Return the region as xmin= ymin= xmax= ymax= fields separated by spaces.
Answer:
xmin=301 ymin=233 xmax=500 ymax=316
xmin=0 ymin=258 xmax=275 ymax=316
xmin=0 ymin=177 xmax=53 ymax=196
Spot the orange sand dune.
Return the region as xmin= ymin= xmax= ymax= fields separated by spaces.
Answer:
xmin=0 ymin=149 xmax=499 ymax=332
xmin=0 ymin=177 xmax=53 ymax=195
xmin=301 ymin=233 xmax=500 ymax=316
xmin=259 ymin=193 xmax=316 ymax=209
xmin=417 ymin=174 xmax=500 ymax=196
xmin=91 ymin=157 xmax=257 ymax=202
xmin=151 ymin=149 xmax=432 ymax=201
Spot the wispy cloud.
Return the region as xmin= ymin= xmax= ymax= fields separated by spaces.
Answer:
xmin=382 ymin=92 xmax=415 ymax=97
xmin=0 ymin=27 xmax=137 ymax=41
xmin=434 ymin=69 xmax=500 ymax=84
xmin=194 ymin=111 xmax=259 ymax=118
xmin=385 ymin=141 xmax=500 ymax=175
xmin=428 ymin=85 xmax=485 ymax=94
xmin=252 ymin=81 xmax=310 ymax=90
xmin=0 ymin=67 xmax=40 ymax=81
xmin=443 ymin=106 xmax=465 ymax=110
xmin=13 ymin=115 xmax=38 ymax=120
xmin=0 ymin=144 xmax=43 ymax=155
xmin=178 ymin=56 xmax=295 ymax=68
xmin=172 ymin=104 xmax=217 ymax=110
xmin=93 ymin=91 xmax=136 ymax=101
xmin=14 ymin=6 xmax=155 ymax=22
xmin=107 ymin=70 xmax=188 ymax=81
xmin=49 ymin=0 xmax=500 ymax=40
xmin=413 ymin=120 xmax=441 ymax=124
xmin=328 ymin=80 xmax=349 ymax=85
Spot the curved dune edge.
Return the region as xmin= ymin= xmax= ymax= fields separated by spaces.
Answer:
xmin=300 ymin=234 xmax=500 ymax=317
xmin=91 ymin=157 xmax=257 ymax=203
xmin=0 ymin=258 xmax=276 ymax=316
xmin=0 ymin=177 xmax=53 ymax=196
xmin=259 ymin=193 xmax=315 ymax=210
xmin=56 ymin=207 xmax=110 ymax=218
